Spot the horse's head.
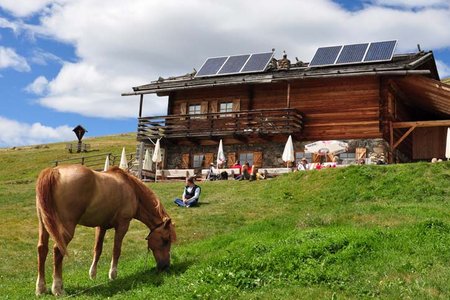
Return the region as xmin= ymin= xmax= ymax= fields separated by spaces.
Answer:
xmin=146 ymin=218 xmax=176 ymax=271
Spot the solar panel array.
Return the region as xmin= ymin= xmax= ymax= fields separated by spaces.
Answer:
xmin=309 ymin=40 xmax=397 ymax=67
xmin=195 ymin=52 xmax=274 ymax=78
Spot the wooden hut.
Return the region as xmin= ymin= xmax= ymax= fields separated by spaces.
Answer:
xmin=123 ymin=44 xmax=450 ymax=171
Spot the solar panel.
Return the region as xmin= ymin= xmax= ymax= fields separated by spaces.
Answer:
xmin=309 ymin=46 xmax=342 ymax=67
xmin=363 ymin=40 xmax=397 ymax=62
xmin=217 ymin=54 xmax=250 ymax=75
xmin=196 ymin=56 xmax=228 ymax=77
xmin=241 ymin=52 xmax=274 ymax=73
xmin=336 ymin=43 xmax=369 ymax=64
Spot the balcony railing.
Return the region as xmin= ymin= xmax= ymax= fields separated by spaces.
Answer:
xmin=137 ymin=108 xmax=302 ymax=140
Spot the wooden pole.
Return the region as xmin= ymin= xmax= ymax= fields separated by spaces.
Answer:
xmin=137 ymin=142 xmax=144 ymax=180
xmin=286 ymin=82 xmax=291 ymax=108
xmin=138 ymin=94 xmax=144 ymax=118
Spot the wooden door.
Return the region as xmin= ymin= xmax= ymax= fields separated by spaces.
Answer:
xmin=253 ymin=151 xmax=263 ymax=167
xmin=204 ymin=153 xmax=214 ymax=167
xmin=181 ymin=153 xmax=190 ymax=169
xmin=227 ymin=152 xmax=236 ymax=167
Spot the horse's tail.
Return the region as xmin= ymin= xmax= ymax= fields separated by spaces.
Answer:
xmin=36 ymin=167 xmax=67 ymax=256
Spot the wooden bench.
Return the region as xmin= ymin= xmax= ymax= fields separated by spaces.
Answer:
xmin=160 ymin=169 xmax=196 ymax=180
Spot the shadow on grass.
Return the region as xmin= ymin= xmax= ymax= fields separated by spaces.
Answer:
xmin=65 ymin=260 xmax=193 ymax=297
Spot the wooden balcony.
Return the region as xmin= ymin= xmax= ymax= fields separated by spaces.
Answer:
xmin=137 ymin=108 xmax=303 ymax=141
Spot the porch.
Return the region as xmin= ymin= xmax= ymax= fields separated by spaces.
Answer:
xmin=137 ymin=108 xmax=303 ymax=142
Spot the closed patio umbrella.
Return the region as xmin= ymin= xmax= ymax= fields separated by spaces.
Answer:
xmin=119 ymin=147 xmax=128 ymax=170
xmin=103 ymin=154 xmax=110 ymax=171
xmin=143 ymin=149 xmax=152 ymax=170
xmin=282 ymin=135 xmax=295 ymax=168
xmin=217 ymin=139 xmax=226 ymax=168
xmin=152 ymin=139 xmax=162 ymax=182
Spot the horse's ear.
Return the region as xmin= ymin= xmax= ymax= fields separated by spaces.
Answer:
xmin=163 ymin=218 xmax=172 ymax=228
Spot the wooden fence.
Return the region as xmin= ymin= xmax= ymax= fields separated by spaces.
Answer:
xmin=52 ymin=152 xmax=135 ymax=171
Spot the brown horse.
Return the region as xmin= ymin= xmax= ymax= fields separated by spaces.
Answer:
xmin=35 ymin=165 xmax=176 ymax=296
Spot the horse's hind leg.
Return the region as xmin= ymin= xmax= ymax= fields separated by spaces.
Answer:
xmin=52 ymin=224 xmax=75 ymax=296
xmin=109 ymin=222 xmax=130 ymax=280
xmin=36 ymin=213 xmax=49 ymax=296
xmin=89 ymin=227 xmax=106 ymax=279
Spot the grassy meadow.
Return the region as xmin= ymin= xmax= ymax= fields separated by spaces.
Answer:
xmin=1 ymin=134 xmax=450 ymax=299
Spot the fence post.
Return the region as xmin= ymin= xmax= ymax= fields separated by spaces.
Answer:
xmin=81 ymin=157 xmax=85 ymax=165
xmin=137 ymin=142 xmax=144 ymax=179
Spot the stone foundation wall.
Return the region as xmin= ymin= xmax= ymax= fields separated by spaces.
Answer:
xmin=162 ymin=138 xmax=391 ymax=169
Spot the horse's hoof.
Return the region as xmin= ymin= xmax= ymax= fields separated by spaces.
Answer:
xmin=89 ymin=266 xmax=97 ymax=280
xmin=51 ymin=288 xmax=65 ymax=297
xmin=52 ymin=280 xmax=65 ymax=296
xmin=35 ymin=283 xmax=47 ymax=296
xmin=108 ymin=268 xmax=117 ymax=280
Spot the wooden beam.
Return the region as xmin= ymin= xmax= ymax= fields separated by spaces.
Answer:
xmin=393 ymin=125 xmax=416 ymax=149
xmin=138 ymin=94 xmax=144 ymax=118
xmin=304 ymin=121 xmax=379 ymax=127
xmin=393 ymin=120 xmax=450 ymax=128
xmin=286 ymin=82 xmax=291 ymax=108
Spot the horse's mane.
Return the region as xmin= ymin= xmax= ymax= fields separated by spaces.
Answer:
xmin=107 ymin=167 xmax=175 ymax=241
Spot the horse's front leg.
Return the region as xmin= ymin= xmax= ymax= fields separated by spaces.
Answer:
xmin=36 ymin=214 xmax=49 ymax=296
xmin=89 ymin=227 xmax=106 ymax=279
xmin=109 ymin=222 xmax=130 ymax=280
xmin=52 ymin=225 xmax=75 ymax=296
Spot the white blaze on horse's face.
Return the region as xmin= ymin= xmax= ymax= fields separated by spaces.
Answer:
xmin=146 ymin=219 xmax=173 ymax=271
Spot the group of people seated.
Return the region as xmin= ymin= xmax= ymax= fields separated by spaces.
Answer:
xmin=296 ymin=157 xmax=339 ymax=170
xmin=206 ymin=160 xmax=266 ymax=181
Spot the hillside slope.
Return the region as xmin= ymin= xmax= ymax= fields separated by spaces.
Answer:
xmin=0 ymin=135 xmax=449 ymax=299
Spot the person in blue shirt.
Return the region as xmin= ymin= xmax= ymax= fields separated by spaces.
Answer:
xmin=174 ymin=176 xmax=201 ymax=207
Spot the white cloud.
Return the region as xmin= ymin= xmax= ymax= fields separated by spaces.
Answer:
xmin=0 ymin=46 xmax=30 ymax=71
xmin=0 ymin=16 xmax=19 ymax=33
xmin=436 ymin=60 xmax=450 ymax=79
xmin=0 ymin=0 xmax=57 ymax=17
xmin=7 ymin=0 xmax=449 ymax=119
xmin=371 ymin=0 xmax=449 ymax=9
xmin=25 ymin=76 xmax=49 ymax=95
xmin=30 ymin=48 xmax=64 ymax=65
xmin=0 ymin=116 xmax=73 ymax=147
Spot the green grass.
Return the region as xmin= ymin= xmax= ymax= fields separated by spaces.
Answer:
xmin=1 ymin=135 xmax=450 ymax=299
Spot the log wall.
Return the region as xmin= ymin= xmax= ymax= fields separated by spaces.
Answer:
xmin=170 ymin=76 xmax=383 ymax=141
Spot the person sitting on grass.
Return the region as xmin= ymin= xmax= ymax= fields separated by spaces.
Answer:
xmin=174 ymin=176 xmax=201 ymax=208
xmin=236 ymin=161 xmax=251 ymax=180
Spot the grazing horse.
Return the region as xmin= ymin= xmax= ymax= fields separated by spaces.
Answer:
xmin=35 ymin=165 xmax=176 ymax=296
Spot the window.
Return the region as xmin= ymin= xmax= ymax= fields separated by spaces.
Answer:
xmin=193 ymin=154 xmax=204 ymax=168
xmin=220 ymin=102 xmax=233 ymax=113
xmin=188 ymin=104 xmax=201 ymax=118
xmin=219 ymin=102 xmax=233 ymax=117
xmin=295 ymin=152 xmax=312 ymax=164
xmin=339 ymin=152 xmax=355 ymax=164
xmin=239 ymin=152 xmax=254 ymax=166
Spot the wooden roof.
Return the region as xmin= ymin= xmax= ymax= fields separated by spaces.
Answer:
xmin=123 ymin=51 xmax=439 ymax=96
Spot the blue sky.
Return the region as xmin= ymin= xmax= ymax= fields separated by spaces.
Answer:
xmin=1 ymin=0 xmax=449 ymax=147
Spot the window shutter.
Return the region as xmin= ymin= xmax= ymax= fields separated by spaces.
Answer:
xmin=356 ymin=147 xmax=367 ymax=160
xmin=179 ymin=102 xmax=187 ymax=120
xmin=232 ymin=99 xmax=241 ymax=111
xmin=227 ymin=152 xmax=236 ymax=167
xmin=312 ymin=153 xmax=322 ymax=163
xmin=200 ymin=101 xmax=208 ymax=119
xmin=204 ymin=153 xmax=214 ymax=167
xmin=253 ymin=151 xmax=263 ymax=167
xmin=210 ymin=100 xmax=218 ymax=113
xmin=181 ymin=153 xmax=190 ymax=169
